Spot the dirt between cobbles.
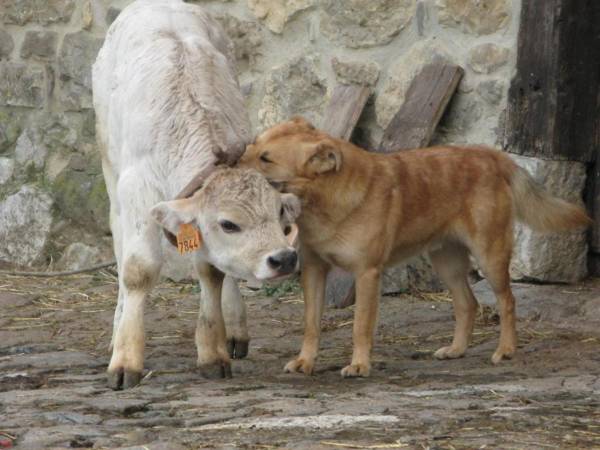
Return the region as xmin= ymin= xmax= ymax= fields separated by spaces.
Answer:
xmin=1 ymin=270 xmax=599 ymax=449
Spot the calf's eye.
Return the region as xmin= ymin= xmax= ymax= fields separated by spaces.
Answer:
xmin=219 ymin=220 xmax=241 ymax=233
xmin=260 ymin=153 xmax=272 ymax=163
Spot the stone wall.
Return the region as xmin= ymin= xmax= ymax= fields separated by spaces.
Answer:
xmin=4 ymin=0 xmax=584 ymax=285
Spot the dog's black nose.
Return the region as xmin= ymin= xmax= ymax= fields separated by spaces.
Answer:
xmin=267 ymin=249 xmax=298 ymax=274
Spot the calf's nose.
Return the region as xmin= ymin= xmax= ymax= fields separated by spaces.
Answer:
xmin=267 ymin=249 xmax=298 ymax=274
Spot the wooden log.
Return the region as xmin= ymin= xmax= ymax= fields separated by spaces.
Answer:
xmin=318 ymin=84 xmax=370 ymax=307
xmin=378 ymin=63 xmax=463 ymax=152
xmin=504 ymin=0 xmax=600 ymax=163
xmin=330 ymin=62 xmax=463 ymax=308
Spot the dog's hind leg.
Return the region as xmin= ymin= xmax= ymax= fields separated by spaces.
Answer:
xmin=430 ymin=243 xmax=478 ymax=360
xmin=470 ymin=226 xmax=517 ymax=364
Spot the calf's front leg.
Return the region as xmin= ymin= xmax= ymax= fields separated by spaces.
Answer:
xmin=222 ymin=275 xmax=250 ymax=359
xmin=194 ymin=260 xmax=232 ymax=378
xmin=341 ymin=267 xmax=381 ymax=378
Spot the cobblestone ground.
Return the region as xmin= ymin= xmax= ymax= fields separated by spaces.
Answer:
xmin=1 ymin=271 xmax=599 ymax=449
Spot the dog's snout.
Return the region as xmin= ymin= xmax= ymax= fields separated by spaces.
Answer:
xmin=267 ymin=249 xmax=298 ymax=274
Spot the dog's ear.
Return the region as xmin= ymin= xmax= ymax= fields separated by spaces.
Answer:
xmin=304 ymin=141 xmax=342 ymax=176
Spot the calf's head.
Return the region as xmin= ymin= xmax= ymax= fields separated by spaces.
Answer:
xmin=151 ymin=168 xmax=300 ymax=282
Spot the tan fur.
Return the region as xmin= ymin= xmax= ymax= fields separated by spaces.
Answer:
xmin=240 ymin=117 xmax=591 ymax=377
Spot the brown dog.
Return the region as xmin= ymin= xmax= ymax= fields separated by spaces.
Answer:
xmin=239 ymin=117 xmax=591 ymax=378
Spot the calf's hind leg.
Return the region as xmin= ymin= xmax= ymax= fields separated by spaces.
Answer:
xmin=222 ymin=275 xmax=250 ymax=359
xmin=429 ymin=243 xmax=478 ymax=360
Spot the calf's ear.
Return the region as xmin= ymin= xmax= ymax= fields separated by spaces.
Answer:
xmin=151 ymin=196 xmax=200 ymax=236
xmin=304 ymin=141 xmax=342 ymax=176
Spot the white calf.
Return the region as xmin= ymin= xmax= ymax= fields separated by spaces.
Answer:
xmin=93 ymin=0 xmax=299 ymax=389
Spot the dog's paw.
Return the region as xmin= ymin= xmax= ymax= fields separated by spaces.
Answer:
xmin=433 ymin=345 xmax=466 ymax=360
xmin=341 ymin=363 xmax=370 ymax=378
xmin=491 ymin=344 xmax=515 ymax=365
xmin=284 ymin=357 xmax=315 ymax=375
xmin=226 ymin=338 xmax=249 ymax=360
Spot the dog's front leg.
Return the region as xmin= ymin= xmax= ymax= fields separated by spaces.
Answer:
xmin=284 ymin=247 xmax=330 ymax=375
xmin=341 ymin=267 xmax=381 ymax=378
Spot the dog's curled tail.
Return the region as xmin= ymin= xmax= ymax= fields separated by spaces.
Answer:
xmin=509 ymin=165 xmax=592 ymax=233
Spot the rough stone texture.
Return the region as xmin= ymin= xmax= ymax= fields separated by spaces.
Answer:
xmin=0 ymin=29 xmax=14 ymax=59
xmin=247 ymin=0 xmax=313 ymax=34
xmin=468 ymin=43 xmax=509 ymax=74
xmin=15 ymin=126 xmax=48 ymax=169
xmin=58 ymin=31 xmax=103 ymax=110
xmin=1 ymin=0 xmax=75 ymax=25
xmin=259 ymin=55 xmax=327 ymax=129
xmin=476 ymin=79 xmax=505 ymax=106
xmin=321 ymin=0 xmax=417 ymax=48
xmin=510 ymin=155 xmax=588 ymax=283
xmin=20 ymin=30 xmax=58 ymax=60
xmin=105 ymin=6 xmax=121 ymax=25
xmin=0 ymin=109 xmax=22 ymax=152
xmin=375 ymin=39 xmax=452 ymax=129
xmin=56 ymin=242 xmax=103 ymax=271
xmin=216 ymin=13 xmax=263 ymax=66
xmin=383 ymin=255 xmax=444 ymax=294
xmin=0 ymin=157 xmax=15 ymax=185
xmin=0 ymin=62 xmax=44 ymax=108
xmin=436 ymin=0 xmax=510 ymax=35
xmin=332 ymin=57 xmax=380 ymax=86
xmin=0 ymin=185 xmax=53 ymax=266
xmin=0 ymin=0 xmax=559 ymax=289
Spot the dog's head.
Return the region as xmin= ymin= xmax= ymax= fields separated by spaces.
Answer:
xmin=239 ymin=117 xmax=343 ymax=184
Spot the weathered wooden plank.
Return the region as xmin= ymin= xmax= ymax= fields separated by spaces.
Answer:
xmin=504 ymin=0 xmax=600 ymax=163
xmin=331 ymin=63 xmax=463 ymax=308
xmin=321 ymin=84 xmax=370 ymax=140
xmin=378 ymin=63 xmax=463 ymax=152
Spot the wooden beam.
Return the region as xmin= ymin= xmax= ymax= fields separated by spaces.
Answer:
xmin=328 ymin=62 xmax=463 ymax=308
xmin=317 ymin=83 xmax=370 ymax=307
xmin=378 ymin=63 xmax=463 ymax=152
xmin=504 ymin=0 xmax=600 ymax=163
xmin=321 ymin=84 xmax=370 ymax=140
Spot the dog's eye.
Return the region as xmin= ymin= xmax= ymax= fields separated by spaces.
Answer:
xmin=284 ymin=225 xmax=292 ymax=235
xmin=280 ymin=206 xmax=284 ymax=218
xmin=260 ymin=153 xmax=272 ymax=163
xmin=219 ymin=220 xmax=241 ymax=233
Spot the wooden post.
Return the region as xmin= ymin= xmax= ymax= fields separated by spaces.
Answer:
xmin=504 ymin=0 xmax=599 ymax=163
xmin=327 ymin=62 xmax=464 ymax=308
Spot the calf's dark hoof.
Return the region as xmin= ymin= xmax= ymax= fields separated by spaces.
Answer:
xmin=226 ymin=338 xmax=249 ymax=359
xmin=107 ymin=369 xmax=142 ymax=390
xmin=197 ymin=360 xmax=232 ymax=379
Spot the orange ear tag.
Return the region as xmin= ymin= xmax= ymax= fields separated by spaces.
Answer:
xmin=176 ymin=223 xmax=202 ymax=255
